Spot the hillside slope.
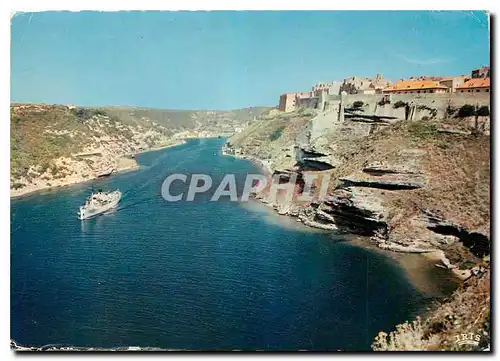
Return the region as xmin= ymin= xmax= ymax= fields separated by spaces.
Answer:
xmin=101 ymin=106 xmax=271 ymax=136
xmin=10 ymin=103 xmax=271 ymax=197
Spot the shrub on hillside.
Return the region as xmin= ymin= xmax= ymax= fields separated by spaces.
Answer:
xmin=416 ymin=105 xmax=438 ymax=119
xmin=393 ymin=101 xmax=408 ymax=109
xmin=446 ymin=105 xmax=457 ymax=117
xmin=11 ymin=182 xmax=26 ymax=190
xmin=269 ymin=126 xmax=285 ymax=141
xmin=372 ymin=317 xmax=439 ymax=351
xmin=457 ymin=104 xmax=475 ymax=118
xmin=459 ymin=260 xmax=476 ymax=270
xmin=407 ymin=122 xmax=438 ymax=140
xmin=476 ymin=106 xmax=490 ymax=117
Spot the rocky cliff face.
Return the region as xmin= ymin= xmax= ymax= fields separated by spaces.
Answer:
xmin=228 ymin=103 xmax=491 ymax=349
xmin=229 ymin=105 xmax=490 ymax=265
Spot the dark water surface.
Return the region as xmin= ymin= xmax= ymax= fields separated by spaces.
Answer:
xmin=11 ymin=138 xmax=426 ymax=351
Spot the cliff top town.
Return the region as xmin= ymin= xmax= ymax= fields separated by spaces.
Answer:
xmin=279 ymin=66 xmax=490 ymax=112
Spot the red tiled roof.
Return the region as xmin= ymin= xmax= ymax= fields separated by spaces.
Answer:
xmin=383 ymin=80 xmax=447 ymax=92
xmin=456 ymin=77 xmax=490 ymax=89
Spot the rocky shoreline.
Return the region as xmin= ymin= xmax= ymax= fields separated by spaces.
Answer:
xmin=10 ymin=155 xmax=139 ymax=199
xmin=10 ymin=140 xmax=188 ymax=199
xmin=221 ymin=145 xmax=272 ymax=175
xmin=225 ymin=145 xmax=483 ymax=282
xmin=251 ymin=168 xmax=473 ymax=280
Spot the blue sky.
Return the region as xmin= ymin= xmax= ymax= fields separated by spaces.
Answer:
xmin=11 ymin=11 xmax=490 ymax=110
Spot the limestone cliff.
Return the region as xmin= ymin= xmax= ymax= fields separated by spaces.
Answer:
xmin=227 ymin=99 xmax=490 ymax=351
xmin=229 ymin=102 xmax=490 ymax=262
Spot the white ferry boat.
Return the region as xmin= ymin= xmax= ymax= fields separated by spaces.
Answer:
xmin=78 ymin=189 xmax=122 ymax=220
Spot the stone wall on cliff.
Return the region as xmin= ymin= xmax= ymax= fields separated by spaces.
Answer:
xmin=340 ymin=92 xmax=491 ymax=120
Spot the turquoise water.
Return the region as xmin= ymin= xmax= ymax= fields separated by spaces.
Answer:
xmin=11 ymin=138 xmax=425 ymax=351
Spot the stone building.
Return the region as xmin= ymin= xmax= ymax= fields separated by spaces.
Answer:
xmin=278 ymin=92 xmax=313 ymax=112
xmin=360 ymin=85 xmax=377 ymax=95
xmin=370 ymin=74 xmax=392 ymax=93
xmin=311 ymin=81 xmax=342 ymax=96
xmin=339 ymin=74 xmax=391 ymax=94
xmin=438 ymin=76 xmax=468 ymax=93
xmin=471 ymin=66 xmax=490 ymax=79
xmin=278 ymin=93 xmax=297 ymax=112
